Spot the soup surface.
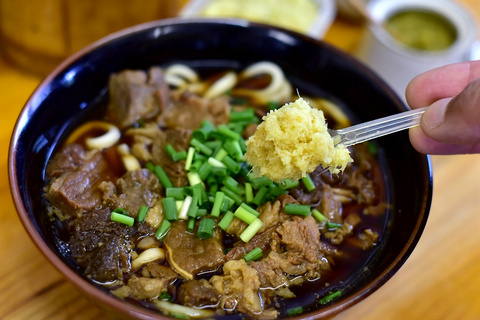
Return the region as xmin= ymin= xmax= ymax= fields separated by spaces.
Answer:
xmin=43 ymin=62 xmax=390 ymax=319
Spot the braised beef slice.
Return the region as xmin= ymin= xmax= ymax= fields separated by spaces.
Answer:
xmin=141 ymin=262 xmax=177 ymax=280
xmin=46 ymin=146 xmax=114 ymax=216
xmin=159 ymin=90 xmax=230 ymax=129
xmin=178 ymin=279 xmax=219 ymax=307
xmin=151 ymin=128 xmax=192 ymax=187
xmin=164 ymin=221 xmax=225 ymax=279
xmin=99 ymin=168 xmax=161 ymax=217
xmin=107 ymin=67 xmax=170 ymax=129
xmin=69 ymin=208 xmax=153 ymax=282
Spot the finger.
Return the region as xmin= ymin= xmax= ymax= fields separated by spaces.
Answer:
xmin=409 ymin=126 xmax=480 ymax=154
xmin=406 ymin=60 xmax=480 ymax=109
xmin=421 ymin=79 xmax=480 ymax=145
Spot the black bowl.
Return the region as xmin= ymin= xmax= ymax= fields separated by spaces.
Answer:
xmin=9 ymin=18 xmax=432 ymax=319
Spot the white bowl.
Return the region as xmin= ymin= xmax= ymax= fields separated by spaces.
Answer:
xmin=179 ymin=0 xmax=337 ymax=38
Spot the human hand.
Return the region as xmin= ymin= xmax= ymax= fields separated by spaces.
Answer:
xmin=406 ymin=60 xmax=480 ymax=154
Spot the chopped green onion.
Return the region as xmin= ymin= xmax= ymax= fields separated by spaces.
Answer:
xmin=286 ymin=306 xmax=303 ymax=316
xmin=224 ymin=195 xmax=235 ymax=208
xmin=218 ymin=211 xmax=235 ymax=231
xmin=159 ymin=291 xmax=172 ymax=301
xmin=187 ymin=204 xmax=198 ymax=219
xmin=221 ymin=156 xmax=241 ymax=174
xmin=252 ymin=186 xmax=268 ymax=206
xmin=178 ymin=196 xmax=193 ymax=220
xmin=222 ymin=176 xmax=244 ymax=195
xmin=165 ymin=144 xmax=185 ymax=162
xmin=185 ymin=147 xmax=195 ymax=171
xmin=218 ymin=124 xmax=242 ymax=141
xmin=238 ymin=137 xmax=247 ymax=153
xmin=208 ymin=157 xmax=226 ymax=168
xmin=111 ymin=211 xmax=134 ymax=226
xmin=284 ymin=203 xmax=310 ymax=216
xmin=113 ymin=208 xmax=129 ymax=215
xmin=166 ymin=187 xmax=184 ymax=200
xmin=187 ymin=218 xmax=195 ymax=233
xmin=223 ymin=140 xmax=244 ymax=162
xmin=207 ymin=175 xmax=218 ymax=189
xmin=251 ymin=176 xmax=273 ymax=189
xmin=193 ymin=125 xmax=215 ymax=142
xmin=197 ymin=218 xmax=215 ymax=239
xmin=326 ymin=221 xmax=342 ymax=230
xmin=172 ymin=150 xmax=186 ymax=162
xmin=214 ymin=148 xmax=228 ymax=161
xmin=240 ymin=203 xmax=259 ymax=217
xmin=229 ymin=108 xmax=255 ymax=122
xmin=154 ymin=220 xmax=172 ymax=241
xmin=211 ymin=191 xmax=225 ymax=218
xmin=154 ymin=165 xmax=173 ymax=189
xmin=280 ymin=179 xmax=299 ymax=189
xmin=204 ymin=140 xmax=222 ymax=150
xmin=211 ymin=166 xmax=228 ymax=176
xmin=301 ymin=174 xmax=316 ymax=192
xmin=268 ymin=185 xmax=288 ymax=197
xmin=319 ymin=290 xmax=342 ymax=304
xmin=146 ymin=162 xmax=155 ymax=172
xmin=162 ymin=197 xmax=178 ymax=221
xmin=175 ymin=200 xmax=184 ymax=213
xmin=240 ymin=218 xmax=263 ymax=242
xmin=312 ymin=209 xmax=327 ymax=222
xmin=136 ymin=205 xmax=149 ymax=223
xmin=189 ymin=160 xmax=203 ymax=172
xmin=196 ymin=208 xmax=207 ymax=217
xmin=234 ymin=206 xmax=257 ymax=224
xmin=245 ymin=182 xmax=253 ymax=203
xmin=220 ymin=198 xmax=230 ymax=213
xmin=193 ymin=152 xmax=207 ymax=162
xmin=243 ymin=247 xmax=263 ymax=262
xmin=187 ymin=172 xmax=203 ymax=188
xmin=201 ymin=119 xmax=216 ymax=130
xmin=192 ymin=184 xmax=207 ymax=205
xmin=221 ymin=186 xmax=243 ymax=205
xmin=190 ymin=138 xmax=213 ymax=156
xmin=198 ymin=162 xmax=212 ymax=180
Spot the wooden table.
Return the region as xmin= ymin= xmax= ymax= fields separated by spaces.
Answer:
xmin=1 ymin=1 xmax=480 ymax=319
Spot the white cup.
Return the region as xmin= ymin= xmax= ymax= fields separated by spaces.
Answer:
xmin=354 ymin=0 xmax=478 ymax=101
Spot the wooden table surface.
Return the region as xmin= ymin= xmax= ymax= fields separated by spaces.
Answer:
xmin=2 ymin=1 xmax=480 ymax=319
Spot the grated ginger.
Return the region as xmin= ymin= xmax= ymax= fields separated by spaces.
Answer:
xmin=244 ymin=98 xmax=352 ymax=182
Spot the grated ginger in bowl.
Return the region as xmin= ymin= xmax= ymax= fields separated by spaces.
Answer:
xmin=244 ymin=98 xmax=352 ymax=182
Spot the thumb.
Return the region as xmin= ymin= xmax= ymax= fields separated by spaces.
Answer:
xmin=421 ymin=79 xmax=480 ymax=145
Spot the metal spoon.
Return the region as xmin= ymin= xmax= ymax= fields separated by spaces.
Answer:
xmin=329 ymin=107 xmax=427 ymax=147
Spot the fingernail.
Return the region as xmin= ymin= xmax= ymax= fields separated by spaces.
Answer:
xmin=423 ymin=100 xmax=449 ymax=129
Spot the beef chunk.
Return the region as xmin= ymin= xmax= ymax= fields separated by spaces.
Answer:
xmin=112 ymin=275 xmax=170 ymax=300
xmin=99 ymin=169 xmax=161 ymax=217
xmin=69 ymin=208 xmax=153 ymax=282
xmin=226 ymin=227 xmax=276 ymax=261
xmin=159 ymin=90 xmax=229 ymax=129
xmin=151 ymin=128 xmax=192 ymax=187
xmin=164 ymin=221 xmax=225 ymax=280
xmin=210 ymin=260 xmax=278 ymax=319
xmin=46 ymin=146 xmax=114 ymax=217
xmin=178 ymin=279 xmax=219 ymax=307
xmin=46 ymin=144 xmax=86 ymax=179
xmin=107 ymin=67 xmax=170 ymax=129
xmin=141 ymin=262 xmax=177 ymax=280
xmin=250 ymin=216 xmax=333 ymax=290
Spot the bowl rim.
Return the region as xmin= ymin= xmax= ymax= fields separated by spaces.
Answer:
xmin=8 ymin=17 xmax=433 ymax=320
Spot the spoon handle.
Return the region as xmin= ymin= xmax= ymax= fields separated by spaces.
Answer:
xmin=335 ymin=107 xmax=427 ymax=147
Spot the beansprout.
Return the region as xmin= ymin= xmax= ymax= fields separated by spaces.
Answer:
xmin=203 ymin=72 xmax=238 ymax=99
xmin=117 ymin=144 xmax=141 ymax=171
